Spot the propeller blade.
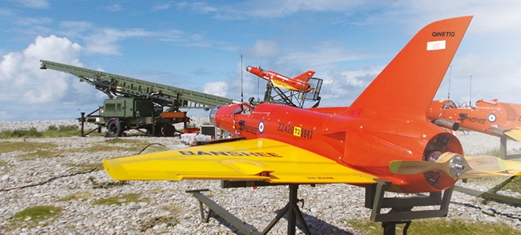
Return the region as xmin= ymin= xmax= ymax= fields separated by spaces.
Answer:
xmin=390 ymin=152 xmax=469 ymax=178
xmin=461 ymin=155 xmax=521 ymax=178
xmin=465 ymin=155 xmax=506 ymax=171
xmin=390 ymin=153 xmax=521 ymax=179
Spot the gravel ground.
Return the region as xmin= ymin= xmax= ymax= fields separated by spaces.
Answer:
xmin=0 ymin=119 xmax=520 ymax=234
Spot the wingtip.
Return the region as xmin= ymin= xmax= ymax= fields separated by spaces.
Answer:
xmin=102 ymin=158 xmax=124 ymax=181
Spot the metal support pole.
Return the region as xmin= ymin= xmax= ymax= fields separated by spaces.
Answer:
xmin=261 ymin=185 xmax=311 ymax=235
xmin=500 ymin=134 xmax=507 ymax=159
xmin=186 ymin=189 xmax=261 ymax=235
xmin=80 ymin=112 xmax=85 ymax=137
xmin=382 ymin=221 xmax=411 ymax=235
xmin=493 ymin=131 xmax=521 ymax=160
xmin=454 ymin=184 xmax=521 ymax=205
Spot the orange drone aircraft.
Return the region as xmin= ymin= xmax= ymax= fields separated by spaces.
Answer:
xmin=246 ymin=65 xmax=315 ymax=92
xmin=103 ymin=16 xmax=521 ymax=234
xmin=428 ymin=99 xmax=521 ymax=141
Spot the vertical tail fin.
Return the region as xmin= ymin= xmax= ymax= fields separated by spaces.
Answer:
xmin=293 ymin=70 xmax=315 ymax=83
xmin=347 ymin=16 xmax=473 ymax=120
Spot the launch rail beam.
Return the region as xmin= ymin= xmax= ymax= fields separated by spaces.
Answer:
xmin=40 ymin=60 xmax=234 ymax=110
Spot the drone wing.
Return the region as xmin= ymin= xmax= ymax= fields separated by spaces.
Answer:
xmin=504 ymin=128 xmax=521 ymax=142
xmin=103 ymin=138 xmax=376 ymax=184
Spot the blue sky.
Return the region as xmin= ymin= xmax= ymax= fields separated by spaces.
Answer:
xmin=1 ymin=0 xmax=521 ymax=121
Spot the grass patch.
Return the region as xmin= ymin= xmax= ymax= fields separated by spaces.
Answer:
xmin=1 ymin=135 xmax=167 ymax=159
xmin=17 ymin=150 xmax=65 ymax=160
xmin=0 ymin=161 xmax=9 ymax=167
xmin=138 ymin=203 xmax=181 ymax=232
xmin=482 ymin=148 xmax=502 ymax=158
xmin=347 ymin=218 xmax=520 ymax=235
xmin=148 ymin=187 xmax=167 ymax=194
xmin=0 ymin=125 xmax=81 ymax=139
xmin=140 ymin=216 xmax=177 ymax=232
xmin=5 ymin=128 xmax=43 ymax=138
xmin=87 ymin=176 xmax=128 ymax=189
xmin=92 ymin=193 xmax=148 ymax=206
xmin=0 ymin=142 xmax=56 ymax=154
xmin=12 ymin=205 xmax=61 ymax=223
xmin=0 ymin=142 xmax=62 ymax=160
xmin=499 ymin=176 xmax=521 ymax=193
xmin=42 ymin=125 xmax=81 ymax=137
xmin=161 ymin=203 xmax=184 ymax=214
xmin=57 ymin=191 xmax=93 ymax=202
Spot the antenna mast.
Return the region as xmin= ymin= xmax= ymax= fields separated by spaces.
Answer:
xmin=240 ymin=55 xmax=243 ymax=103
xmin=447 ymin=66 xmax=452 ymax=100
xmin=469 ymin=75 xmax=472 ymax=106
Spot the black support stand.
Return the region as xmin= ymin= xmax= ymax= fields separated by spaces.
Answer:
xmin=365 ymin=180 xmax=454 ymax=235
xmin=187 ymin=180 xmax=456 ymax=235
xmin=186 ymin=184 xmax=310 ymax=235
xmin=262 ymin=185 xmax=311 ymax=235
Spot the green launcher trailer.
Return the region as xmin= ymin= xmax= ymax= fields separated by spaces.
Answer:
xmin=40 ymin=60 xmax=235 ymax=137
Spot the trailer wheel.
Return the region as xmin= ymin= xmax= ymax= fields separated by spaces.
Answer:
xmin=106 ymin=118 xmax=122 ymax=137
xmin=161 ymin=124 xmax=176 ymax=137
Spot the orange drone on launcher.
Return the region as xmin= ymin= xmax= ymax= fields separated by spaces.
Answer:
xmin=246 ymin=66 xmax=315 ymax=92
xmin=428 ymin=99 xmax=521 ymax=141
xmin=103 ymin=16 xmax=520 ymax=194
xmin=103 ymin=16 xmax=521 ymax=234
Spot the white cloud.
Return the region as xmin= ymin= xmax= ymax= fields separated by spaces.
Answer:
xmin=284 ymin=43 xmax=374 ymax=71
xmin=15 ymin=17 xmax=52 ymax=26
xmin=59 ymin=21 xmax=95 ymax=40
xmin=0 ymin=35 xmax=107 ymax=120
xmin=214 ymin=1 xmax=368 ymax=19
xmin=60 ymin=21 xmax=94 ymax=30
xmin=247 ymin=40 xmax=279 ymax=59
xmin=203 ymin=81 xmax=228 ymax=97
xmin=153 ymin=3 xmax=170 ymax=11
xmin=0 ymin=35 xmax=83 ymax=104
xmin=314 ymin=66 xmax=382 ymax=107
xmin=10 ymin=0 xmax=49 ymax=8
xmin=56 ymin=21 xmax=231 ymax=56
xmin=83 ymin=28 xmax=151 ymax=55
xmin=105 ymin=4 xmax=122 ymax=12
xmin=0 ymin=8 xmax=14 ymax=17
xmin=176 ymin=2 xmax=217 ymax=14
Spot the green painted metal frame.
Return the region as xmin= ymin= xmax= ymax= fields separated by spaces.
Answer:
xmin=40 ymin=60 xmax=234 ymax=109
xmin=454 ymin=179 xmax=521 ymax=206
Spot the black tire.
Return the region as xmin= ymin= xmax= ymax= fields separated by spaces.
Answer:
xmin=105 ymin=118 xmax=122 ymax=137
xmin=161 ymin=124 xmax=176 ymax=137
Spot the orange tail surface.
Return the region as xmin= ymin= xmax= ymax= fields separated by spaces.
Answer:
xmin=346 ymin=16 xmax=472 ymax=120
xmin=293 ymin=70 xmax=315 ymax=83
